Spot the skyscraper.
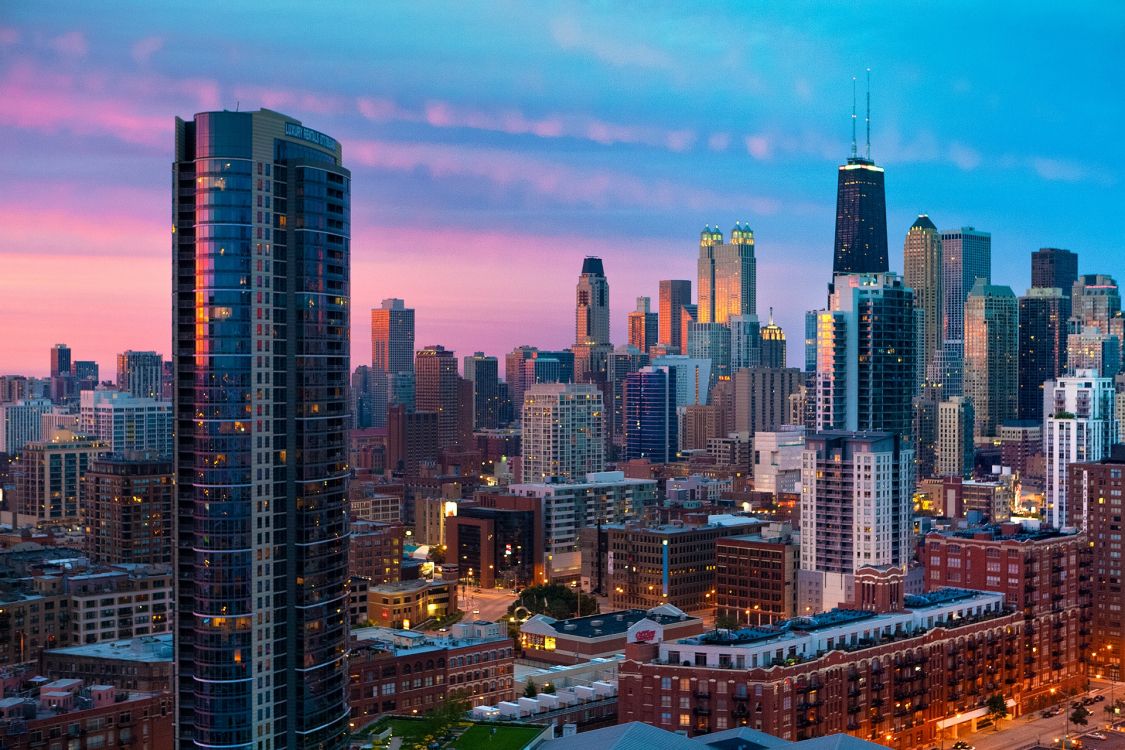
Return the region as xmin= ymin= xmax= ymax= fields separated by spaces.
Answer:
xmin=415 ymin=345 xmax=461 ymax=451
xmin=1045 ymin=371 xmax=1118 ymax=529
xmin=627 ymin=297 xmax=658 ymax=353
xmin=50 ymin=343 xmax=71 ymax=378
xmin=833 ymin=80 xmax=888 ymax=276
xmin=697 ymin=223 xmax=756 ymax=324
xmin=798 ymin=431 xmax=912 ymax=613
xmin=350 ymin=365 xmax=376 ymax=429
xmin=940 ymin=227 xmax=992 ymax=395
xmin=686 ymin=321 xmax=732 ymax=384
xmin=575 ymin=256 xmax=610 ymax=346
xmin=371 ymin=298 xmax=415 ymax=376
xmin=729 ymin=314 xmax=762 ymax=370
xmin=936 ymin=396 xmax=974 ymax=479
xmin=963 ymin=280 xmax=1018 ymax=439
xmin=759 ymin=310 xmax=786 ymax=368
xmin=623 ymin=366 xmax=678 ymax=463
xmin=813 ymin=273 xmax=919 ymax=441
xmin=463 ymin=352 xmax=500 ymax=430
xmin=521 ymin=383 xmax=605 ymax=482
xmin=902 ymin=215 xmax=942 ymax=377
xmin=1032 ymin=247 xmax=1078 ymax=296
xmin=1018 ymin=287 xmax=1067 ymax=421
xmin=173 ymin=110 xmax=350 ymax=749
xmin=658 ymin=280 xmax=691 ymax=352
xmin=1071 ymin=274 xmax=1121 ymax=331
xmin=116 ymin=350 xmax=164 ymax=400
xmin=79 ymin=389 xmax=173 ymax=456
xmin=606 ymin=345 xmax=648 ymax=452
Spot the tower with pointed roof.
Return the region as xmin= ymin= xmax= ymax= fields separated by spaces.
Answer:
xmin=903 ymin=214 xmax=943 ymax=381
xmin=697 ymin=222 xmax=757 ymax=324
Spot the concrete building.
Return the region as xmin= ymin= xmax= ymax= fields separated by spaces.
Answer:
xmin=1066 ymin=325 xmax=1120 ymax=377
xmin=0 ymin=398 xmax=51 ymax=454
xmin=463 ymin=352 xmax=500 ymax=430
xmin=751 ymin=426 xmax=805 ymax=496
xmin=115 ymin=350 xmax=163 ymax=400
xmin=798 ymin=432 xmax=912 ymax=614
xmin=79 ymin=390 xmax=172 ymax=456
xmin=521 ymin=383 xmax=605 ymax=483
xmin=935 ymin=396 xmax=974 ymax=479
xmin=1000 ymin=420 xmax=1043 ymax=480
xmin=40 ymin=633 xmax=173 ymax=693
xmin=13 ymin=429 xmax=107 ymax=521
xmin=445 ymin=496 xmax=542 ymax=588
xmin=964 ymin=279 xmax=1018 ymax=439
xmin=1044 ymin=371 xmax=1118 ymax=529
xmin=733 ymin=368 xmax=803 ymax=439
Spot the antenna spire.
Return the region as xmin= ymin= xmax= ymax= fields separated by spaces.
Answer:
xmin=850 ymin=76 xmax=857 ymax=159
xmin=865 ymin=68 xmax=871 ymax=160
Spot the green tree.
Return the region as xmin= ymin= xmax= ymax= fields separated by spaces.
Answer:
xmin=524 ymin=679 xmax=538 ymax=698
xmin=508 ymin=584 xmax=600 ymax=621
xmin=715 ymin=613 xmax=738 ymax=630
xmin=424 ymin=693 xmax=470 ymax=737
xmin=986 ymin=694 xmax=1009 ymax=730
xmin=430 ymin=545 xmax=446 ymax=566
xmin=542 ymin=682 xmax=556 ymax=695
xmin=1070 ymin=704 xmax=1091 ymax=727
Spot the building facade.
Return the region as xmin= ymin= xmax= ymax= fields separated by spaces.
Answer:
xmin=1018 ymin=287 xmax=1068 ymax=421
xmin=963 ymin=279 xmax=1018 ymax=439
xmin=935 ymin=397 xmax=974 ymax=479
xmin=624 ymin=366 xmax=678 ymax=463
xmin=521 ymin=383 xmax=605 ymax=483
xmin=116 ymin=350 xmax=164 ymax=400
xmin=79 ymin=390 xmax=172 ymax=456
xmin=902 ymin=215 xmax=942 ymax=377
xmin=697 ymin=224 xmax=756 ymax=324
xmin=658 ymin=280 xmax=692 ymax=353
xmin=939 ymin=227 xmax=991 ymax=397
xmin=82 ymin=455 xmax=173 ymax=566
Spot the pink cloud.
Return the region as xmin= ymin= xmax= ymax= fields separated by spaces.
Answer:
xmin=708 ymin=132 xmax=731 ymax=152
xmin=550 ymin=15 xmax=678 ymax=74
xmin=745 ymin=134 xmax=772 ymax=160
xmin=232 ymin=84 xmax=349 ymax=116
xmin=48 ymin=31 xmax=87 ymax=57
xmin=131 ymin=35 xmax=164 ymax=64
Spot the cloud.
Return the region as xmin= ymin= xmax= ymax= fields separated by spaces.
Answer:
xmin=549 ymin=15 xmax=678 ymax=73
xmin=708 ymin=133 xmax=731 ymax=152
xmin=947 ymin=142 xmax=982 ymax=171
xmin=745 ymin=135 xmax=772 ymax=160
xmin=231 ymin=84 xmax=348 ymax=115
xmin=131 ymin=36 xmax=164 ymax=64
xmin=48 ymin=31 xmax=87 ymax=57
xmin=1030 ymin=157 xmax=1089 ymax=183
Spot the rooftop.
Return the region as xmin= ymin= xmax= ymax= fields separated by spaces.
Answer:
xmin=527 ymin=606 xmax=698 ymax=639
xmin=44 ymin=634 xmax=172 ymax=663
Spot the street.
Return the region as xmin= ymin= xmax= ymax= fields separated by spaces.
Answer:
xmin=457 ymin=586 xmax=518 ymax=623
xmin=958 ymin=683 xmax=1121 ymax=750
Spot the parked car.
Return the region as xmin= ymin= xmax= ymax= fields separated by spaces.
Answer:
xmin=1088 ymin=731 xmax=1108 ymax=740
xmin=1094 ymin=695 xmax=1106 ymax=702
xmin=952 ymin=742 xmax=975 ymax=750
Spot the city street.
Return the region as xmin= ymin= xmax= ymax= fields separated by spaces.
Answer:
xmin=457 ymin=586 xmax=519 ymax=623
xmin=957 ymin=684 xmax=1121 ymax=750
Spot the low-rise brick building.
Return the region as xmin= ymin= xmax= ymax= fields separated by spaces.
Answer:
xmin=519 ymin=605 xmax=704 ymax=665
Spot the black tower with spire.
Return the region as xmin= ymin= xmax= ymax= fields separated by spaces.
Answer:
xmin=832 ymin=70 xmax=888 ymax=276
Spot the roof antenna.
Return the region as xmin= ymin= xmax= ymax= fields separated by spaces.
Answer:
xmin=850 ymin=75 xmax=857 ymax=159
xmin=865 ymin=68 xmax=871 ymax=161
xmin=235 ymin=100 xmax=240 ymax=112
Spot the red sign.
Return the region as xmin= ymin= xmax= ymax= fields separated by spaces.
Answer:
xmin=633 ymin=629 xmax=656 ymax=643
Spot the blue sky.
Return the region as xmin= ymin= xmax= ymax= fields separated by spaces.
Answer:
xmin=1 ymin=1 xmax=1122 ymax=373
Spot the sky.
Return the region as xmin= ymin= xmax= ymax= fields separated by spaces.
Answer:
xmin=1 ymin=2 xmax=1123 ymax=377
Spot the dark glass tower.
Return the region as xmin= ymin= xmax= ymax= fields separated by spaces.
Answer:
xmin=173 ymin=110 xmax=351 ymax=750
xmin=1032 ymin=247 xmax=1079 ymax=297
xmin=833 ymin=157 xmax=888 ymax=275
xmin=1018 ymin=288 xmax=1066 ymax=421
xmin=623 ymin=365 xmax=677 ymax=463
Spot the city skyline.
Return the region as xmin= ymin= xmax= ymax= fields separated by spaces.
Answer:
xmin=2 ymin=3 xmax=1123 ymax=375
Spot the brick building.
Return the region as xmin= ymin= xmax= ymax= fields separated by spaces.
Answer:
xmin=81 ymin=455 xmax=173 ymax=566
xmin=350 ymin=520 xmax=403 ymax=587
xmin=366 ymin=579 xmax=456 ymax=629
xmin=715 ymin=527 xmax=798 ymax=627
xmin=445 ymin=494 xmax=543 ymax=588
xmin=519 ymin=605 xmax=704 ymax=665
xmin=39 ymin=634 xmax=173 ymax=692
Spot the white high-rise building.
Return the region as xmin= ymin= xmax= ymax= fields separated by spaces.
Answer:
xmin=935 ymin=396 xmax=974 ymax=479
xmin=80 ymin=390 xmax=172 ymax=456
xmin=0 ymin=398 xmax=52 ymax=454
xmin=797 ymin=431 xmax=913 ymax=614
xmin=752 ymin=425 xmax=805 ymax=495
xmin=521 ymin=383 xmax=605 ymax=483
xmin=1044 ymin=370 xmax=1118 ymax=529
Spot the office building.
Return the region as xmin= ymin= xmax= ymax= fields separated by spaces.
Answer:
xmin=940 ymin=227 xmax=991 ymax=395
xmin=1068 ymin=448 xmax=1125 ymax=679
xmin=445 ymin=497 xmax=542 ymax=588
xmin=606 ymin=345 xmax=648 ymax=450
xmin=371 ymin=298 xmax=415 ymax=376
xmin=1044 ymin=371 xmax=1118 ymax=529
xmin=350 ymin=364 xmax=377 ymax=429
xmin=50 ymin=343 xmax=71 ymax=379
xmin=1071 ymin=274 xmax=1120 ymax=330
xmin=463 ymin=351 xmax=500 ymax=430
xmin=715 ymin=526 xmax=798 ymax=626
xmin=623 ymin=366 xmax=677 ymax=463
xmin=79 ymin=390 xmax=172 ymax=456
xmin=628 ymin=297 xmax=658 ymax=353
xmin=576 ymin=256 xmax=610 ymax=346
xmin=14 ymin=429 xmax=107 ymax=521
xmin=686 ymin=322 xmax=731 ymax=382
xmin=1066 ymin=325 xmax=1120 ymax=377
xmin=1000 ymin=420 xmax=1042 ymax=480
xmin=759 ymin=310 xmax=786 ymax=368
xmin=1032 ymin=247 xmax=1078 ymax=295
xmin=728 ymin=314 xmax=761 ymax=371
xmin=173 ymin=109 xmax=351 ymax=749
xmin=935 ymin=396 xmax=974 ymax=479
xmin=40 ymin=405 xmax=79 ymax=436
xmin=812 ymin=273 xmax=918 ymax=440
xmin=697 ymin=223 xmax=756 ymax=324
xmin=650 ymin=355 xmax=712 ymax=408
xmin=658 ymin=280 xmax=692 ymax=352
xmin=0 ymin=398 xmax=51 ymax=454
xmin=902 ymin=215 xmax=942 ymax=377
xmin=115 ymin=350 xmax=163 ymax=400
xmin=1018 ymin=287 xmax=1067 ymax=420
xmin=521 ymin=383 xmax=604 ymax=483
xmin=931 ymin=477 xmax=1012 ymax=521
xmin=833 ymin=118 xmax=888 ymax=275
xmin=732 ymin=367 xmax=803 ymax=438
xmin=798 ymin=432 xmax=912 ymax=613
xmin=415 ymin=344 xmax=461 ymax=451
xmin=82 ymin=455 xmax=173 ymax=566
xmin=963 ymin=279 xmax=1018 ymax=438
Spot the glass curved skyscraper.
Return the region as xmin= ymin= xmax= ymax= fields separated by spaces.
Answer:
xmin=173 ymin=109 xmax=351 ymax=750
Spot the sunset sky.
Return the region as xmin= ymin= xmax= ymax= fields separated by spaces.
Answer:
xmin=2 ymin=2 xmax=1122 ymax=376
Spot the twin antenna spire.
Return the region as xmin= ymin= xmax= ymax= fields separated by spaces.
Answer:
xmin=850 ymin=68 xmax=872 ymax=161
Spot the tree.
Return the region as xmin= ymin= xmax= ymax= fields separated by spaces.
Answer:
xmin=715 ymin=613 xmax=738 ymax=630
xmin=508 ymin=584 xmax=600 ymax=621
xmin=524 ymin=679 xmax=538 ymax=698
xmin=424 ymin=693 xmax=470 ymax=737
xmin=430 ymin=545 xmax=446 ymax=566
xmin=542 ymin=682 xmax=556 ymax=695
xmin=986 ymin=694 xmax=1009 ymax=730
xmin=1070 ymin=705 xmax=1091 ymax=727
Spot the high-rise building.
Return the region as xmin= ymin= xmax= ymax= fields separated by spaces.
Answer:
xmin=657 ymin=280 xmax=691 ymax=352
xmin=728 ymin=314 xmax=761 ymax=371
xmin=79 ymin=390 xmax=173 ymax=456
xmin=1044 ymin=371 xmax=1118 ymax=529
xmin=1032 ymin=247 xmax=1078 ymax=296
xmin=798 ymin=431 xmax=912 ymax=613
xmin=463 ymin=352 xmax=499 ymax=430
xmin=697 ymin=223 xmax=756 ymax=324
xmin=83 ymin=455 xmax=173 ymax=566
xmin=936 ymin=396 xmax=974 ymax=479
xmin=350 ymin=365 xmax=377 ymax=429
xmin=575 ymin=256 xmax=610 ymax=346
xmin=940 ymin=227 xmax=991 ymax=395
xmin=650 ymin=355 xmax=712 ymax=408
xmin=521 ymin=383 xmax=604 ymax=482
xmin=371 ymin=298 xmax=415 ymax=376
xmin=72 ymin=360 xmax=99 ymax=390
xmin=812 ymin=273 xmax=919 ymax=441
xmin=686 ymin=321 xmax=731 ymax=383
xmin=415 ymin=345 xmax=461 ymax=451
xmin=50 ymin=344 xmax=71 ymax=379
xmin=623 ymin=366 xmax=677 ymax=463
xmin=832 ymin=133 xmax=888 ymax=276
xmin=963 ymin=279 xmax=1018 ymax=439
xmin=606 ymin=345 xmax=648 ymax=452
xmin=1071 ymin=274 xmax=1120 ymax=331
xmin=0 ymin=398 xmax=51 ymax=454
xmin=1067 ymin=325 xmax=1121 ymax=377
xmin=902 ymin=215 xmax=942 ymax=377
xmin=1018 ymin=287 xmax=1067 ymax=421
xmin=627 ymin=297 xmax=658 ymax=353
xmin=173 ymin=110 xmax=351 ymax=749
xmin=759 ymin=310 xmax=786 ymax=368
xmin=14 ymin=429 xmax=107 ymax=521
xmin=732 ymin=367 xmax=803 ymax=438
xmin=116 ymin=350 xmax=163 ymax=400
